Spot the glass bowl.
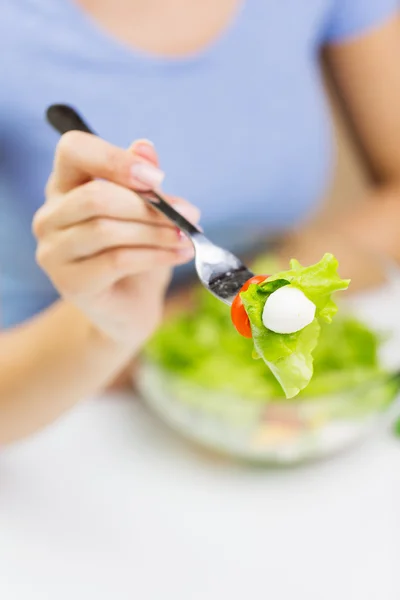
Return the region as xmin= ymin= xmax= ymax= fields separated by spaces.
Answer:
xmin=136 ymin=243 xmax=400 ymax=465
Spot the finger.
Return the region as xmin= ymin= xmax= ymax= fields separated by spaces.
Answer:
xmin=39 ymin=180 xmax=166 ymax=234
xmin=50 ymin=131 xmax=165 ymax=194
xmin=129 ymin=139 xmax=159 ymax=166
xmin=46 ymin=218 xmax=193 ymax=263
xmin=34 ymin=181 xmax=200 ymax=236
xmin=127 ymin=138 xmax=163 ymax=186
xmin=58 ymin=246 xmax=195 ymax=296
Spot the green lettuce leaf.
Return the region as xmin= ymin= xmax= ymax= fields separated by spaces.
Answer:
xmin=240 ymin=253 xmax=350 ymax=398
xmin=267 ymin=253 xmax=350 ymax=323
xmin=146 ymin=277 xmax=393 ymax=419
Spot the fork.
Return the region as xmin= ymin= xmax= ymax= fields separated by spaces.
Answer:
xmin=46 ymin=104 xmax=254 ymax=305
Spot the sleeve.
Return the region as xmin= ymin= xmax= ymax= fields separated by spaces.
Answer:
xmin=324 ymin=0 xmax=399 ymax=43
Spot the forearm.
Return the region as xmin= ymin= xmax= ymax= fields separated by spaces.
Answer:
xmin=0 ymin=301 xmax=135 ymax=444
xmin=338 ymin=184 xmax=400 ymax=262
xmin=279 ymin=184 xmax=400 ymax=288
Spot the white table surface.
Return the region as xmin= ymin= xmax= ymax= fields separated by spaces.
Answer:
xmin=0 ymin=391 xmax=399 ymax=600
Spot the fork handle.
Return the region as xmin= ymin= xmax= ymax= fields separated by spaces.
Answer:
xmin=46 ymin=104 xmax=202 ymax=238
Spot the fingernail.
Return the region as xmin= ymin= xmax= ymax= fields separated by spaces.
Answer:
xmin=137 ymin=138 xmax=154 ymax=147
xmin=134 ymin=139 xmax=155 ymax=154
xmin=176 ymin=228 xmax=189 ymax=243
xmin=130 ymin=162 xmax=165 ymax=188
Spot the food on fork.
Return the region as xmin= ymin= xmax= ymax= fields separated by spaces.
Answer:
xmin=231 ymin=254 xmax=350 ymax=398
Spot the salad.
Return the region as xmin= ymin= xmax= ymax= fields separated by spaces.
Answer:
xmin=229 ymin=253 xmax=350 ymax=398
xmin=146 ymin=261 xmax=395 ymax=411
xmin=142 ymin=253 xmax=400 ymax=461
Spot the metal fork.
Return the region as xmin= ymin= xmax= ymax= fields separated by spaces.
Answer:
xmin=46 ymin=104 xmax=254 ymax=305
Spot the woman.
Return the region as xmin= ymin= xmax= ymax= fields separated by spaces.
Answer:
xmin=1 ymin=0 xmax=400 ymax=443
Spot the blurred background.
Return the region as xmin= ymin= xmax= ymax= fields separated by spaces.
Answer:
xmin=2 ymin=3 xmax=400 ymax=599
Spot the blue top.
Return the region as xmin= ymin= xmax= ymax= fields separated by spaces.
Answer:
xmin=1 ymin=0 xmax=398 ymax=328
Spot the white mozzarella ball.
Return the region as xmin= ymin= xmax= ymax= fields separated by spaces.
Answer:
xmin=262 ymin=285 xmax=316 ymax=334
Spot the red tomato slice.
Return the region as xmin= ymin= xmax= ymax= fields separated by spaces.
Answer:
xmin=230 ymin=275 xmax=269 ymax=338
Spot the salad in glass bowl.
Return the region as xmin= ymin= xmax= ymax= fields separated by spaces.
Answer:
xmin=136 ymin=249 xmax=400 ymax=465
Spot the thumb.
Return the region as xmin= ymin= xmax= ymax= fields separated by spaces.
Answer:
xmin=127 ymin=138 xmax=164 ymax=190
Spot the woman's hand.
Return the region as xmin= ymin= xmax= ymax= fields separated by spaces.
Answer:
xmin=33 ymin=132 xmax=199 ymax=348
